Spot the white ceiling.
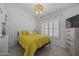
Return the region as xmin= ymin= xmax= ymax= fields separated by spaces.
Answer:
xmin=8 ymin=3 xmax=78 ymax=17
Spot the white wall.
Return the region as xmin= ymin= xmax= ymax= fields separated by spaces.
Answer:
xmin=60 ymin=5 xmax=79 ymax=48
xmin=7 ymin=4 xmax=37 ymax=47
xmin=40 ymin=5 xmax=79 ymax=48
xmin=56 ymin=5 xmax=79 ymax=48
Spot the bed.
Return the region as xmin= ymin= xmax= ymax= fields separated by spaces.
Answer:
xmin=18 ymin=30 xmax=51 ymax=56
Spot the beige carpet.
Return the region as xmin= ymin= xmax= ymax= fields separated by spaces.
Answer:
xmin=8 ymin=44 xmax=69 ymax=56
xmin=9 ymin=44 xmax=24 ymax=56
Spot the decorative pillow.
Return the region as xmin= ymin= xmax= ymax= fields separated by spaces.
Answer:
xmin=21 ymin=30 xmax=29 ymax=35
xmin=31 ymin=30 xmax=39 ymax=35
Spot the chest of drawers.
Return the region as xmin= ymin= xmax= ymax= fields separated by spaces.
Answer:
xmin=65 ymin=28 xmax=79 ymax=55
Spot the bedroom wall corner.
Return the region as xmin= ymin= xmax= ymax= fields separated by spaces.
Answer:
xmin=7 ymin=4 xmax=37 ymax=47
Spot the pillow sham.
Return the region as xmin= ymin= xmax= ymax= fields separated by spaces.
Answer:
xmin=31 ymin=30 xmax=39 ymax=35
xmin=21 ymin=30 xmax=29 ymax=35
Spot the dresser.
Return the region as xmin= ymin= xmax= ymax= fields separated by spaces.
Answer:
xmin=65 ymin=28 xmax=79 ymax=56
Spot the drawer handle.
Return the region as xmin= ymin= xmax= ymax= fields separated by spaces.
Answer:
xmin=67 ymin=31 xmax=71 ymax=32
xmin=1 ymin=36 xmax=2 ymax=39
xmin=67 ymin=35 xmax=71 ymax=36
xmin=67 ymin=39 xmax=71 ymax=41
xmin=66 ymin=47 xmax=71 ymax=52
xmin=66 ymin=43 xmax=71 ymax=46
xmin=66 ymin=48 xmax=72 ymax=56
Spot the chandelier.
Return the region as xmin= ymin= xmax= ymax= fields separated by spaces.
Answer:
xmin=35 ymin=3 xmax=43 ymax=15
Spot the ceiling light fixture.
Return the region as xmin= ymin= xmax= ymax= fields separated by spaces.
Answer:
xmin=35 ymin=3 xmax=43 ymax=15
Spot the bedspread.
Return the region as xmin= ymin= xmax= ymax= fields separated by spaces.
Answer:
xmin=18 ymin=34 xmax=51 ymax=56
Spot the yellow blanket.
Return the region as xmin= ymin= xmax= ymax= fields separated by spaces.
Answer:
xmin=18 ymin=34 xmax=51 ymax=56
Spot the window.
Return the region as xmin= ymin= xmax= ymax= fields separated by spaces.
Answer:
xmin=49 ymin=21 xmax=53 ymax=36
xmin=41 ymin=23 xmax=45 ymax=35
xmin=41 ymin=19 xmax=59 ymax=38
xmin=53 ymin=19 xmax=59 ymax=38
xmin=44 ymin=22 xmax=49 ymax=35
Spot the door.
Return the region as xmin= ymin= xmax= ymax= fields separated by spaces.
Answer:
xmin=0 ymin=5 xmax=2 ymax=39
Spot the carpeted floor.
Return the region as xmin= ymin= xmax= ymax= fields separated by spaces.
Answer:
xmin=8 ymin=44 xmax=69 ymax=56
xmin=9 ymin=44 xmax=24 ymax=56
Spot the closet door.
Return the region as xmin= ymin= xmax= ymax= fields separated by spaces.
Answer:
xmin=0 ymin=4 xmax=6 ymax=37
xmin=0 ymin=4 xmax=9 ymax=55
xmin=0 ymin=4 xmax=3 ymax=55
xmin=0 ymin=6 xmax=2 ymax=39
